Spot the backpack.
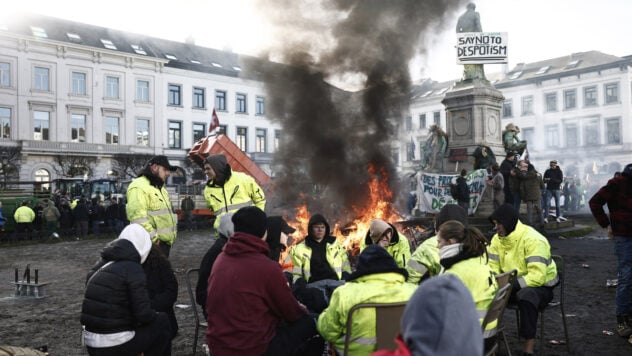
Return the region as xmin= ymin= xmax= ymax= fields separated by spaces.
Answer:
xmin=450 ymin=183 xmax=460 ymax=200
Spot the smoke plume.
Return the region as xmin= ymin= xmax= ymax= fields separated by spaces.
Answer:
xmin=248 ymin=0 xmax=466 ymax=219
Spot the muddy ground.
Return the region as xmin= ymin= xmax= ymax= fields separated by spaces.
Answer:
xmin=0 ymin=211 xmax=631 ymax=355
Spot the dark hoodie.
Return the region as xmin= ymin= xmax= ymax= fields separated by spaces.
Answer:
xmin=489 ymin=203 xmax=519 ymax=235
xmin=304 ymin=214 xmax=339 ymax=282
xmin=205 ymin=154 xmax=232 ymax=187
xmin=266 ymin=216 xmax=288 ymax=262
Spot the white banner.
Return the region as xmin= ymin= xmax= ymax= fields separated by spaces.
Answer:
xmin=456 ymin=32 xmax=508 ymax=64
xmin=416 ymin=169 xmax=488 ymax=215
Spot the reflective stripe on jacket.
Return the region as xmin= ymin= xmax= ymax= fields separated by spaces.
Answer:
xmin=126 ymin=176 xmax=177 ymax=245
xmin=14 ymin=206 xmax=35 ymax=223
xmin=487 ymin=220 xmax=558 ymax=288
xmin=204 ymin=171 xmax=266 ymax=229
xmin=406 ymin=235 xmax=441 ymax=284
xmin=317 ymin=272 xmax=416 ymax=355
xmin=289 ymin=238 xmax=351 ymax=283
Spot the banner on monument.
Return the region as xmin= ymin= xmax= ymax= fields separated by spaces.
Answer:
xmin=415 ymin=169 xmax=488 ymax=215
xmin=456 ymin=32 xmax=508 ymax=64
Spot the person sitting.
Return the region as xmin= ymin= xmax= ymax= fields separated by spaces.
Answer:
xmin=488 ymin=204 xmax=559 ymax=356
xmin=80 ymin=224 xmax=171 ymax=356
xmin=407 ymin=204 xmax=468 ymax=284
xmin=360 ymin=219 xmax=411 ymax=268
xmin=437 ymin=220 xmax=498 ymax=349
xmin=289 ymin=214 xmax=351 ymax=311
xmin=206 ymin=207 xmax=317 ymax=355
xmin=317 ymin=245 xmax=417 ymax=355
xmin=372 ymin=274 xmax=483 ymax=356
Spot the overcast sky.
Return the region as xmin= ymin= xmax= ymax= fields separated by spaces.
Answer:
xmin=3 ymin=0 xmax=632 ymax=83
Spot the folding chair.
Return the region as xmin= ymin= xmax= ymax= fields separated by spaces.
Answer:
xmin=185 ymin=268 xmax=208 ymax=356
xmin=482 ymin=284 xmax=513 ymax=356
xmin=342 ymin=302 xmax=407 ymax=356
xmin=495 ymin=269 xmax=517 ymax=289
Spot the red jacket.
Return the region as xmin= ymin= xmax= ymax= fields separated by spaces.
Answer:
xmin=206 ymin=231 xmax=307 ymax=355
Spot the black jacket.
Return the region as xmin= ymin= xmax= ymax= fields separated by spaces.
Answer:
xmin=143 ymin=246 xmax=179 ymax=338
xmin=196 ymin=235 xmax=228 ymax=318
xmin=80 ymin=239 xmax=157 ymax=333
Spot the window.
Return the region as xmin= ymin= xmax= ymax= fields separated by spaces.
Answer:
xmin=236 ymin=127 xmax=247 ymax=151
xmin=71 ymin=114 xmax=86 ymax=142
xmin=545 ymin=125 xmax=559 ymax=148
xmin=168 ymin=84 xmax=182 ymax=106
xmin=136 ymin=119 xmax=150 ymax=146
xmin=0 ymin=107 xmax=10 ymax=138
xmin=565 ymin=59 xmax=581 ymax=69
xmin=521 ymin=96 xmax=533 ymax=115
xmin=565 ymin=123 xmax=578 ymax=148
xmin=508 ymin=71 xmax=522 ymax=80
xmin=255 ymin=128 xmax=267 ymax=153
xmin=100 ymin=39 xmax=117 ymax=50
xmin=433 ymin=111 xmax=440 ymax=125
xmin=215 ymin=90 xmax=227 ymax=111
xmin=584 ymin=119 xmax=599 ymax=146
xmin=71 ymin=72 xmax=86 ymax=95
xmin=535 ymin=66 xmax=550 ymax=75
xmin=104 ymin=116 xmax=119 ymax=144
xmin=34 ymin=67 xmax=49 ymax=91
xmin=236 ymin=93 xmax=247 ymax=113
xmin=168 ymin=121 xmax=182 ymax=148
xmin=274 ymin=130 xmax=281 ymax=150
xmin=604 ymin=83 xmax=619 ymax=104
xmin=406 ymin=142 xmax=414 ymax=161
xmin=0 ymin=62 xmax=10 ymax=87
xmin=218 ymin=125 xmax=227 ymax=135
xmin=136 ymin=80 xmax=149 ymax=102
xmin=606 ymin=118 xmax=621 ymax=144
xmin=502 ymin=100 xmax=512 ymax=118
xmin=564 ymin=89 xmax=576 ymax=110
xmin=545 ymin=92 xmax=557 ymax=112
xmin=33 ymin=111 xmax=49 ymax=140
xmin=522 ymin=128 xmax=534 ymax=149
xmin=105 ymin=76 xmax=119 ymax=99
xmin=193 ymin=123 xmax=206 ymax=142
xmin=391 ymin=148 xmax=399 ymax=166
xmin=584 ymin=86 xmax=597 ymax=107
xmin=131 ymin=44 xmax=147 ymax=55
xmin=66 ymin=32 xmax=81 ymax=42
xmin=30 ymin=26 xmax=47 ymax=38
xmin=164 ymin=53 xmax=177 ymax=60
xmin=34 ymin=169 xmax=50 ymax=190
xmin=193 ymin=87 xmax=205 ymax=109
xmin=405 ymin=116 xmax=412 ymax=131
xmin=256 ymin=96 xmax=265 ymax=115
xmin=419 ymin=114 xmax=426 ymax=129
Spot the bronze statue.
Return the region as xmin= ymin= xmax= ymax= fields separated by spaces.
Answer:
xmin=456 ymin=3 xmax=486 ymax=81
xmin=502 ymin=123 xmax=527 ymax=154
xmin=420 ymin=125 xmax=448 ymax=172
xmin=472 ymin=145 xmax=497 ymax=170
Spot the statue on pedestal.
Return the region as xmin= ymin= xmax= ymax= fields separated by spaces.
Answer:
xmin=502 ymin=123 xmax=527 ymax=155
xmin=420 ymin=125 xmax=448 ymax=172
xmin=456 ymin=3 xmax=486 ymax=81
xmin=472 ymin=145 xmax=497 ymax=170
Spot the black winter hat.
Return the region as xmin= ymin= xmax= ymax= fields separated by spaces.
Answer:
xmin=232 ymin=207 xmax=267 ymax=238
xmin=489 ymin=203 xmax=519 ymax=235
xmin=348 ymin=245 xmax=408 ymax=281
xmin=435 ymin=204 xmax=468 ymax=229
xmin=623 ymin=163 xmax=632 ymax=177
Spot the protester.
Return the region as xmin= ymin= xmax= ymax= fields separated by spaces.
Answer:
xmin=266 ymin=215 xmax=296 ymax=264
xmin=42 ymin=200 xmax=61 ymax=238
xmin=203 ymin=154 xmax=266 ymax=233
xmin=360 ymin=219 xmax=411 ymax=268
xmin=486 ymin=163 xmax=505 ymax=210
xmin=90 ymin=200 xmax=106 ymax=236
xmin=143 ymin=244 xmax=178 ymax=356
xmin=487 ymin=204 xmax=559 ymax=356
xmin=516 ymin=160 xmax=545 ymax=228
xmin=372 ymin=274 xmax=483 ymax=356
xmin=72 ymin=198 xmax=91 ymax=239
xmin=318 ymin=245 xmax=416 ymax=355
xmin=437 ymin=220 xmax=498 ymax=343
xmin=180 ymin=195 xmax=196 ymax=231
xmin=206 ymin=207 xmax=317 ymax=355
xmin=13 ymin=201 xmax=35 ymax=241
xmin=196 ymin=213 xmax=234 ymax=319
xmin=543 ymin=160 xmax=565 ymax=222
xmin=500 ymin=152 xmax=516 ymax=205
xmin=126 ymin=155 xmax=178 ymax=257
xmin=407 ymin=204 xmax=468 ymax=284
xmin=456 ymin=169 xmax=470 ymax=212
xmin=80 ymin=224 xmax=171 ymax=356
xmin=589 ymin=163 xmax=632 ymax=338
xmin=105 ymin=199 xmax=122 ymax=235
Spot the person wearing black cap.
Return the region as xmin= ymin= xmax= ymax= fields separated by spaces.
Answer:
xmin=406 ymin=204 xmax=468 ymax=284
xmin=487 ymin=203 xmax=558 ymax=356
xmin=543 ymin=159 xmax=565 ymax=222
xmin=589 ymin=163 xmax=632 ymax=338
xmin=126 ymin=155 xmax=178 ymax=257
xmin=317 ymin=245 xmax=417 ymax=355
xmin=266 ymin=216 xmax=296 ymax=263
xmin=203 ymin=154 xmax=266 ymax=235
xmin=206 ymin=207 xmax=317 ymax=355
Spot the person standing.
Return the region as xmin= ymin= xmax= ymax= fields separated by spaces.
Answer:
xmin=517 ymin=160 xmax=545 ymax=228
xmin=203 ymin=154 xmax=266 ymax=233
xmin=180 ymin=195 xmax=195 ymax=231
xmin=500 ymin=152 xmax=516 ymax=205
xmin=488 ymin=204 xmax=558 ymax=356
xmin=73 ymin=198 xmax=91 ymax=239
xmin=543 ymin=160 xmax=565 ymax=222
xmin=126 ymin=155 xmax=178 ymax=257
xmin=13 ymin=201 xmax=35 ymax=241
xmin=486 ymin=163 xmax=505 ymax=210
xmin=42 ymin=200 xmax=61 ymax=238
xmin=456 ymin=169 xmax=470 ymax=213
xmin=589 ymin=163 xmax=632 ymax=338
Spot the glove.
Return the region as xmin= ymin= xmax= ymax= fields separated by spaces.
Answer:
xmin=510 ymin=279 xmax=521 ymax=293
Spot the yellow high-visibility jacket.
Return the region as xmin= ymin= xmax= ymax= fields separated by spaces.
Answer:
xmin=126 ymin=176 xmax=177 ymax=246
xmin=204 ymin=171 xmax=266 ymax=229
xmin=14 ymin=206 xmax=35 ymax=223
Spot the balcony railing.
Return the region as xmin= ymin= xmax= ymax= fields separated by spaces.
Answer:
xmin=20 ymin=140 xmax=155 ymax=156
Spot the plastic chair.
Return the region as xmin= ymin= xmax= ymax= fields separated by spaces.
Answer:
xmin=185 ymin=268 xmax=208 ymax=356
xmin=482 ymin=283 xmax=513 ymax=356
xmin=342 ymin=302 xmax=407 ymax=356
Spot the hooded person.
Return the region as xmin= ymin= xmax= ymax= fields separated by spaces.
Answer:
xmin=360 ymin=219 xmax=411 ymax=268
xmin=318 ymin=245 xmax=417 ymax=355
xmin=206 ymin=207 xmax=317 ymax=355
xmin=266 ymin=215 xmax=296 ymax=263
xmin=202 ymin=154 xmax=266 ymax=232
xmin=487 ymin=204 xmax=558 ymax=356
xmin=406 ymin=204 xmax=468 ymax=284
xmin=372 ymin=273 xmax=484 ymax=356
xmin=80 ymin=224 xmax=171 ymax=356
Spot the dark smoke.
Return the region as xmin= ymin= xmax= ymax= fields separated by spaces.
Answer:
xmin=248 ymin=0 xmax=466 ymax=220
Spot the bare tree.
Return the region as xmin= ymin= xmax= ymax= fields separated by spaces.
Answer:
xmin=53 ymin=155 xmax=96 ymax=178
xmin=111 ymin=154 xmax=154 ymax=180
xmin=0 ymin=145 xmax=21 ymax=184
